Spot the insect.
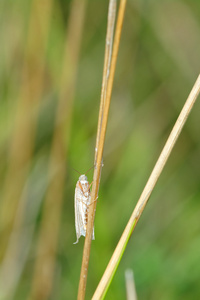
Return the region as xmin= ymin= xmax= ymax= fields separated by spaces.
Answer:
xmin=74 ymin=171 xmax=95 ymax=244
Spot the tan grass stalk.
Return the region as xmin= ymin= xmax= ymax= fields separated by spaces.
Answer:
xmin=92 ymin=74 xmax=200 ymax=299
xmin=0 ymin=0 xmax=53 ymax=255
xmin=95 ymin=0 xmax=117 ymax=164
xmin=0 ymin=161 xmax=47 ymax=299
xmin=78 ymin=0 xmax=127 ymax=299
xmin=28 ymin=1 xmax=87 ymax=299
xmin=125 ymin=269 xmax=137 ymax=300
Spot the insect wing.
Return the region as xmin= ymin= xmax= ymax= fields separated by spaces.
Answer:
xmin=74 ymin=184 xmax=86 ymax=244
xmin=73 ymin=174 xmax=95 ymax=244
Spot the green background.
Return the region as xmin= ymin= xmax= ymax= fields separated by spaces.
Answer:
xmin=0 ymin=0 xmax=200 ymax=299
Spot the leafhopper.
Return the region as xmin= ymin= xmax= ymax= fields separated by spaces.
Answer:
xmin=73 ymin=170 xmax=95 ymax=244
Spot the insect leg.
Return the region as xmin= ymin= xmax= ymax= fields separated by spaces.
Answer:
xmin=88 ymin=197 xmax=98 ymax=206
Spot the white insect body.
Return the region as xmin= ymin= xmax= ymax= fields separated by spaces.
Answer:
xmin=74 ymin=174 xmax=95 ymax=244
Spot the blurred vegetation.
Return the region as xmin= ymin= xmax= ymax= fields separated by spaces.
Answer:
xmin=0 ymin=0 xmax=200 ymax=299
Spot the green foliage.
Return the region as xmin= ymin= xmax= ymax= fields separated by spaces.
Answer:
xmin=1 ymin=1 xmax=200 ymax=299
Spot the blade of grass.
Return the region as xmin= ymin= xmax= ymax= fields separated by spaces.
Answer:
xmin=0 ymin=0 xmax=53 ymax=257
xmin=125 ymin=269 xmax=137 ymax=300
xmin=92 ymin=74 xmax=200 ymax=299
xmin=28 ymin=1 xmax=87 ymax=299
xmin=78 ymin=0 xmax=127 ymax=299
xmin=95 ymin=0 xmax=117 ymax=164
xmin=0 ymin=159 xmax=47 ymax=299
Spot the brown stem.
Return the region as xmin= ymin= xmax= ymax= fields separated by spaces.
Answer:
xmin=92 ymin=74 xmax=200 ymax=299
xmin=77 ymin=0 xmax=127 ymax=299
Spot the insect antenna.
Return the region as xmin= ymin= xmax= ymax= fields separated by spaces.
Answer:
xmin=71 ymin=165 xmax=94 ymax=176
xmin=85 ymin=165 xmax=95 ymax=175
xmin=71 ymin=167 xmax=82 ymax=175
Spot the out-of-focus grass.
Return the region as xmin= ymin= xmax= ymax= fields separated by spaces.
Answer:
xmin=0 ymin=1 xmax=200 ymax=299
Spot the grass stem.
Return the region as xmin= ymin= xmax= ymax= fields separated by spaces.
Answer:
xmin=77 ymin=0 xmax=127 ymax=299
xmin=92 ymin=74 xmax=200 ymax=299
xmin=28 ymin=1 xmax=87 ymax=299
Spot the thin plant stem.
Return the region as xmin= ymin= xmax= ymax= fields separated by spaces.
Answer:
xmin=92 ymin=74 xmax=200 ymax=299
xmin=28 ymin=1 xmax=87 ymax=299
xmin=0 ymin=160 xmax=47 ymax=299
xmin=0 ymin=0 xmax=53 ymax=256
xmin=125 ymin=269 xmax=137 ymax=300
xmin=95 ymin=0 xmax=117 ymax=164
xmin=78 ymin=0 xmax=127 ymax=299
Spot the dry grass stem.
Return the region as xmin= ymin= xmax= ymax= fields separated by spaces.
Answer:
xmin=28 ymin=1 xmax=87 ymax=299
xmin=0 ymin=0 xmax=53 ymax=257
xmin=78 ymin=0 xmax=127 ymax=299
xmin=92 ymin=74 xmax=200 ymax=299
xmin=0 ymin=161 xmax=47 ymax=299
xmin=95 ymin=0 xmax=116 ymax=164
xmin=125 ymin=269 xmax=137 ymax=300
